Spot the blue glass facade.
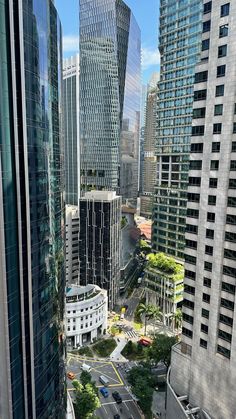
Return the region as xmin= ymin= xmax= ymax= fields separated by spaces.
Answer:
xmin=79 ymin=0 xmax=141 ymax=205
xmin=152 ymin=0 xmax=203 ymax=259
xmin=0 ymin=1 xmax=65 ymax=418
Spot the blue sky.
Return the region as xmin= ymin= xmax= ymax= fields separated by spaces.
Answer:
xmin=54 ymin=0 xmax=160 ymax=84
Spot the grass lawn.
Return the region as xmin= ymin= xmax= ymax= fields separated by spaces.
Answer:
xmin=121 ymin=340 xmax=146 ymax=361
xmin=92 ymin=338 xmax=117 ymax=357
xmin=77 ymin=346 xmax=94 ymax=357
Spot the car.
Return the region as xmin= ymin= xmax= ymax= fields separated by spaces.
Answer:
xmin=114 ymin=415 xmax=120 ymax=419
xmin=100 ymin=387 xmax=109 ymax=398
xmin=112 ymin=391 xmax=122 ymax=404
xmin=67 ymin=372 xmax=75 ymax=380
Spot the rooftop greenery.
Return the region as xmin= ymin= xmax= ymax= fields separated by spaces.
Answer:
xmin=146 ymin=253 xmax=184 ymax=282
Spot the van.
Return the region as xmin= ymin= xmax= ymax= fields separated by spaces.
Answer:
xmin=99 ymin=375 xmax=110 ymax=386
xmin=81 ymin=363 xmax=91 ymax=372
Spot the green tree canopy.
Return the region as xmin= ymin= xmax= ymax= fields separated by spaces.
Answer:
xmin=80 ymin=371 xmax=92 ymax=387
xmin=147 ymin=252 xmax=183 ymax=276
xmin=147 ymin=334 xmax=177 ymax=368
xmin=73 ymin=380 xmax=101 ymax=419
xmin=127 ymin=366 xmax=153 ymax=417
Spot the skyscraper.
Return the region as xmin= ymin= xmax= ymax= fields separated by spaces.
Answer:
xmin=79 ymin=0 xmax=141 ymax=206
xmin=63 ymin=54 xmax=80 ymax=205
xmin=79 ymin=191 xmax=121 ymax=308
xmin=0 ymin=1 xmax=65 ymax=418
xmin=152 ymin=0 xmax=203 ymax=259
xmin=140 ymin=73 xmax=159 ymax=218
xmin=167 ymin=2 xmax=236 ymax=418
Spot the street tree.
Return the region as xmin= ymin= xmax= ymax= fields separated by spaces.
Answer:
xmin=170 ymin=308 xmax=182 ymax=331
xmin=147 ymin=333 xmax=177 ymax=368
xmin=133 ymin=376 xmax=153 ymax=417
xmin=72 ymin=380 xmax=101 ymax=419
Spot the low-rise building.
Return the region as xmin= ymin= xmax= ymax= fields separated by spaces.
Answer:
xmin=144 ymin=253 xmax=184 ymax=325
xmin=66 ymin=284 xmax=108 ymax=348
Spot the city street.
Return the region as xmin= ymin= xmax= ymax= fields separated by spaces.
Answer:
xmin=125 ymin=287 xmax=145 ymax=321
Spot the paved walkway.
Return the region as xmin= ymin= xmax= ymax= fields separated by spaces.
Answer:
xmin=109 ymin=337 xmax=128 ymax=362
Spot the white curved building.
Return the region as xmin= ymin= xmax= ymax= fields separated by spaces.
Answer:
xmin=66 ymin=284 xmax=108 ymax=347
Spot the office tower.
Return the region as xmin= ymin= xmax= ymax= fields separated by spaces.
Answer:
xmin=139 ymin=84 xmax=148 ymax=197
xmin=79 ymin=191 xmax=121 ymax=308
xmin=140 ymin=74 xmax=159 ymax=218
xmin=167 ymin=2 xmax=236 ymax=418
xmin=66 ymin=205 xmax=80 ymax=284
xmin=152 ymin=0 xmax=203 ymax=259
xmin=79 ymin=0 xmax=141 ymax=206
xmin=0 ymin=1 xmax=65 ymax=418
xmin=63 ymin=54 xmax=80 ymax=205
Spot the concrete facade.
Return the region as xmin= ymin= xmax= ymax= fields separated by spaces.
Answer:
xmin=66 ymin=205 xmax=80 ymax=284
xmin=167 ymin=2 xmax=236 ymax=418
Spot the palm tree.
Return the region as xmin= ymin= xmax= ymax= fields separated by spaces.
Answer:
xmin=137 ymin=303 xmax=152 ymax=335
xmin=171 ymin=308 xmax=182 ymax=332
xmin=148 ymin=306 xmax=163 ymax=336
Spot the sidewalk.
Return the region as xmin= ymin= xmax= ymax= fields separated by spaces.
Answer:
xmin=109 ymin=337 xmax=128 ymax=362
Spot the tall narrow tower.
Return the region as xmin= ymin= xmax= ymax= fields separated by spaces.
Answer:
xmin=167 ymin=2 xmax=236 ymax=418
xmin=0 ymin=1 xmax=65 ymax=418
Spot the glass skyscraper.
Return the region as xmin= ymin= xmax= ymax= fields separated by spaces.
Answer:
xmin=79 ymin=0 xmax=141 ymax=206
xmin=0 ymin=1 xmax=65 ymax=418
xmin=63 ymin=54 xmax=80 ymax=205
xmin=152 ymin=0 xmax=203 ymax=259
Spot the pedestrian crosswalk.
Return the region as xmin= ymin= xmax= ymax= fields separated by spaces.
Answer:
xmin=125 ymin=330 xmax=138 ymax=338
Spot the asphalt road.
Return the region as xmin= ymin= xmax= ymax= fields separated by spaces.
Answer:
xmin=125 ymin=288 xmax=145 ymax=321
xmin=97 ymin=385 xmax=142 ymax=419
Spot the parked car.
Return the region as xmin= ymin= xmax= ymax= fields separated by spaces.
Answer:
xmin=100 ymin=387 xmax=109 ymax=398
xmin=81 ymin=363 xmax=91 ymax=372
xmin=114 ymin=415 xmax=120 ymax=419
xmin=67 ymin=372 xmax=75 ymax=380
xmin=112 ymin=391 xmax=122 ymax=404
xmin=99 ymin=375 xmax=110 ymax=386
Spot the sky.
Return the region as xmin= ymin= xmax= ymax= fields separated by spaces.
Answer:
xmin=54 ymin=0 xmax=160 ymax=84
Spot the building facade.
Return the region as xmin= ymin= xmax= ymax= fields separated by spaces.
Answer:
xmin=167 ymin=2 xmax=236 ymax=418
xmin=66 ymin=205 xmax=80 ymax=284
xmin=0 ymin=1 xmax=65 ymax=418
xmin=140 ymin=74 xmax=159 ymax=218
xmin=79 ymin=0 xmax=141 ymax=206
xmin=79 ymin=191 xmax=121 ymax=308
xmin=66 ymin=284 xmax=108 ymax=348
xmin=63 ymin=54 xmax=80 ymax=205
xmin=152 ymin=0 xmax=203 ymax=259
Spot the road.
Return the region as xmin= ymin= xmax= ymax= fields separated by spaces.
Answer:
xmin=125 ymin=287 xmax=145 ymax=321
xmin=97 ymin=385 xmax=142 ymax=419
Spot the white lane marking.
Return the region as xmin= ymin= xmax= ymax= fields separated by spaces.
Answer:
xmin=103 ymin=405 xmax=108 ymax=414
xmin=124 ymin=401 xmax=130 ymax=411
xmin=114 ymin=404 xmax=119 ymax=412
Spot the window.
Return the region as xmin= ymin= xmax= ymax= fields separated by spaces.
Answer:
xmin=195 ymin=71 xmax=208 ymax=83
xmin=224 ymin=249 xmax=236 ymax=261
xmin=188 ymin=193 xmax=200 ymax=203
xmin=203 ymin=20 xmax=211 ymax=33
xmin=219 ymin=313 xmax=233 ymax=327
xmin=217 ymin=65 xmax=226 ymax=77
xmin=191 ymin=143 xmax=203 ymax=153
xmin=194 ymin=89 xmax=207 ymax=101
xmin=204 ymin=277 xmax=212 ymax=287
xmin=221 ymin=297 xmax=234 ymax=310
xmin=222 ymin=281 xmax=236 ymax=294
xmin=233 ymin=123 xmax=236 ymax=133
xmin=200 ymin=338 xmax=208 ymax=349
xmin=232 ymin=142 xmax=236 ymax=152
xmin=202 ymin=38 xmax=210 ymax=51
xmin=211 ymin=160 xmax=219 ymax=170
xmin=226 ymin=214 xmax=236 ymax=224
xmin=183 ymin=313 xmax=194 ymax=324
xmin=212 ymin=142 xmax=221 ymax=152
xmin=207 ymin=212 xmax=215 ymax=222
xmin=73 ymin=326 xmax=76 ymax=330
xmin=217 ymin=345 xmax=230 ymax=359
xmin=182 ymin=327 xmax=193 ymax=339
xmin=206 ymin=228 xmax=214 ymax=239
xmin=203 ymin=293 xmax=211 ymax=303
xmin=223 ymin=265 xmax=236 ymax=278
xmin=219 ymin=24 xmax=229 ymax=38
xmin=192 ymin=126 xmax=205 ymax=136
xmin=201 ymin=324 xmax=209 ymax=334
xmin=185 ymin=269 xmax=196 ymax=280
xmin=183 ymin=299 xmax=195 ymax=309
xmin=228 ymin=197 xmax=236 ymax=207
xmin=221 ymin=3 xmax=230 ymax=17
xmin=213 ymin=123 xmax=222 ymax=134
xmin=186 ymin=239 xmax=197 ymax=250
xmin=204 ymin=1 xmax=212 ymax=13
xmin=214 ymin=104 xmax=223 ymax=116
xmin=218 ymin=44 xmax=227 ymax=58
xmin=202 ymin=308 xmax=209 ymax=319
xmin=185 ymin=254 xmax=197 ymax=265
xmin=189 ymin=177 xmax=201 ymax=186
xmin=218 ymin=329 xmax=232 ymax=343
xmin=229 ymin=179 xmax=236 ymax=189
xmin=215 ymin=84 xmax=224 ymax=96
xmin=204 ymin=261 xmax=212 ymax=271
xmin=187 ymin=208 xmax=199 ymax=218
xmin=209 ymin=178 xmax=218 ymax=188
xmin=225 ymin=231 xmax=236 ymax=242
xmin=230 ymin=161 xmax=236 ymax=170
xmin=205 ymin=245 xmax=213 ymax=256
xmin=208 ymin=195 xmax=216 ymax=205
xmin=189 ymin=160 xmax=202 ymax=169
xmin=193 ymin=108 xmax=206 ymax=119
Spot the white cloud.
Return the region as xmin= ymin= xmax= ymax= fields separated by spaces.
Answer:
xmin=63 ymin=35 xmax=79 ymax=53
xmin=142 ymin=46 xmax=160 ymax=69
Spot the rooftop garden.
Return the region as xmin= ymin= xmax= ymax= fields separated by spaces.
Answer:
xmin=146 ymin=253 xmax=184 ymax=282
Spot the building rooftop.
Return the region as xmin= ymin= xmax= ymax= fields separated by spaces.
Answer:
xmin=82 ymin=190 xmax=121 ymax=201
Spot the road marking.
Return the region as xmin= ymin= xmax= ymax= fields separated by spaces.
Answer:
xmin=103 ymin=405 xmax=108 ymax=414
xmin=68 ymin=355 xmax=111 ymax=364
xmin=101 ymin=401 xmax=117 ymax=406
xmin=124 ymin=401 xmax=130 ymax=411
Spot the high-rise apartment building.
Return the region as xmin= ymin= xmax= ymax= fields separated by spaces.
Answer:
xmin=140 ymin=73 xmax=159 ymax=218
xmin=79 ymin=191 xmax=121 ymax=308
xmin=0 ymin=1 xmax=65 ymax=418
xmin=152 ymin=0 xmax=203 ymax=259
xmin=167 ymin=2 xmax=236 ymax=418
xmin=79 ymin=0 xmax=141 ymax=206
xmin=63 ymin=54 xmax=80 ymax=205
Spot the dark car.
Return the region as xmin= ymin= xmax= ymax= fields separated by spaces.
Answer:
xmin=112 ymin=391 xmax=122 ymax=404
xmin=114 ymin=415 xmax=120 ymax=419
